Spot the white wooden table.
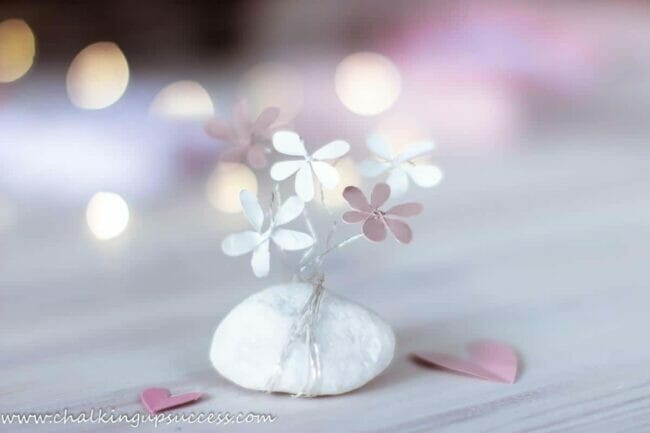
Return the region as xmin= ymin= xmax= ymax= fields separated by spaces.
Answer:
xmin=2 ymin=140 xmax=650 ymax=432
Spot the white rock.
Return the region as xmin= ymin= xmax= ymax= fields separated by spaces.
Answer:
xmin=210 ymin=283 xmax=395 ymax=396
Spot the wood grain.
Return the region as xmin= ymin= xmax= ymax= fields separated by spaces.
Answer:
xmin=2 ymin=143 xmax=649 ymax=432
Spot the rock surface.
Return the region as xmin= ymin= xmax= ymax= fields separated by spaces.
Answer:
xmin=210 ymin=283 xmax=395 ymax=396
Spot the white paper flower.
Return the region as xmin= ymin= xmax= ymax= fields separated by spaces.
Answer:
xmin=270 ymin=131 xmax=350 ymax=202
xmin=358 ymin=133 xmax=443 ymax=197
xmin=221 ymin=190 xmax=315 ymax=278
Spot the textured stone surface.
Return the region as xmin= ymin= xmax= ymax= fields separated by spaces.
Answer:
xmin=210 ymin=283 xmax=395 ymax=396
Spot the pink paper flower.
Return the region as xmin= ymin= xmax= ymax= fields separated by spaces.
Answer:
xmin=342 ymin=183 xmax=423 ymax=244
xmin=204 ymin=100 xmax=280 ymax=169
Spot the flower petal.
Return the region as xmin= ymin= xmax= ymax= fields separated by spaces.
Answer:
xmin=221 ymin=231 xmax=262 ymax=256
xmin=396 ymin=141 xmax=435 ymax=162
xmin=367 ymin=133 xmax=393 ymax=160
xmin=270 ymin=160 xmax=305 ymax=181
xmin=273 ymin=130 xmax=307 ymax=156
xmin=271 ymin=229 xmax=314 ymax=251
xmin=403 ymin=164 xmax=443 ymax=188
xmin=385 ymin=218 xmax=413 ymax=244
xmin=295 ymin=163 xmax=315 ymax=202
xmin=311 ymin=161 xmax=340 ymax=189
xmin=240 ymin=189 xmax=264 ymax=231
xmin=358 ymin=159 xmax=388 ymax=177
xmin=246 ymin=144 xmax=268 ymax=169
xmin=386 ymin=202 xmax=423 ymax=217
xmin=220 ymin=146 xmax=247 ymax=163
xmin=251 ymin=239 xmax=270 ymax=278
xmin=342 ymin=211 xmax=368 ymax=223
xmin=312 ymin=140 xmax=350 ymax=160
xmin=386 ymin=167 xmax=409 ymax=197
xmin=362 ymin=216 xmax=387 ymax=242
xmin=234 ymin=99 xmax=251 ymax=136
xmin=342 ymin=186 xmax=371 ymax=211
xmin=274 ymin=196 xmax=305 ymax=226
xmin=253 ymin=107 xmax=280 ymax=133
xmin=205 ymin=118 xmax=233 ymax=140
xmin=370 ymin=183 xmax=391 ymax=208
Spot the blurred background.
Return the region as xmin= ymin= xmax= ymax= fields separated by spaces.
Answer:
xmin=4 ymin=2 xmax=650 ymax=425
xmin=2 ymin=1 xmax=650 ymax=329
xmin=3 ymin=0 xmax=650 ymax=418
xmin=2 ymin=0 xmax=649 ymax=217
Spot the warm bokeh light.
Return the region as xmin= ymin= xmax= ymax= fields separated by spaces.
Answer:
xmin=335 ymin=52 xmax=401 ymax=116
xmin=206 ymin=163 xmax=258 ymax=214
xmin=0 ymin=18 xmax=35 ymax=83
xmin=239 ymin=62 xmax=304 ymax=122
xmin=86 ymin=192 xmax=130 ymax=240
xmin=321 ymin=157 xmax=361 ymax=208
xmin=66 ymin=42 xmax=129 ymax=109
xmin=149 ymin=80 xmax=215 ymax=120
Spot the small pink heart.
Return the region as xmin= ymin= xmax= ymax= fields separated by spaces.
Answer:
xmin=413 ymin=340 xmax=518 ymax=383
xmin=140 ymin=387 xmax=202 ymax=414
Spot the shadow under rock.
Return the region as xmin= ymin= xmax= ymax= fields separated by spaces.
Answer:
xmin=359 ymin=323 xmax=446 ymax=394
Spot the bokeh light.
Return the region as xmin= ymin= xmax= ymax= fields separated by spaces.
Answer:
xmin=0 ymin=18 xmax=35 ymax=83
xmin=321 ymin=157 xmax=361 ymax=208
xmin=86 ymin=192 xmax=130 ymax=240
xmin=66 ymin=42 xmax=129 ymax=109
xmin=149 ymin=80 xmax=214 ymax=120
xmin=239 ymin=62 xmax=304 ymax=123
xmin=335 ymin=52 xmax=401 ymax=116
xmin=206 ymin=163 xmax=258 ymax=214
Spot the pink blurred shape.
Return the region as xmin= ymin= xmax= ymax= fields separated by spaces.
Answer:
xmin=414 ymin=340 xmax=519 ymax=384
xmin=205 ymin=100 xmax=280 ymax=169
xmin=140 ymin=387 xmax=202 ymax=414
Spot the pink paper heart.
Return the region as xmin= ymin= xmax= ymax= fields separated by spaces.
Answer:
xmin=413 ymin=340 xmax=518 ymax=383
xmin=140 ymin=387 xmax=202 ymax=414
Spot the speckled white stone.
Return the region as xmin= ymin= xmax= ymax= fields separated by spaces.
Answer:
xmin=210 ymin=283 xmax=395 ymax=396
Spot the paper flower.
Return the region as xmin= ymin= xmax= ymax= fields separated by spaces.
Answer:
xmin=358 ymin=133 xmax=442 ymax=196
xmin=222 ymin=190 xmax=314 ymax=277
xmin=205 ymin=100 xmax=280 ymax=169
xmin=270 ymin=131 xmax=350 ymax=202
xmin=342 ymin=183 xmax=422 ymax=244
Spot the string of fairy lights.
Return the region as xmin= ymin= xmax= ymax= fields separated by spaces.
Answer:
xmin=1 ymin=18 xmax=405 ymax=242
